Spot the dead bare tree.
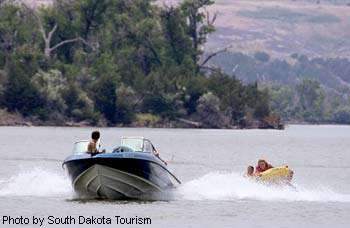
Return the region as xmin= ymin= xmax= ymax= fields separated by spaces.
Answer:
xmin=21 ymin=1 xmax=94 ymax=59
xmin=199 ymin=46 xmax=231 ymax=68
xmin=196 ymin=7 xmax=232 ymax=70
xmin=205 ymin=9 xmax=217 ymax=28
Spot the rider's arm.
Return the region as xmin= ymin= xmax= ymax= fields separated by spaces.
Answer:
xmin=152 ymin=146 xmax=167 ymax=165
xmin=153 ymin=149 xmax=159 ymax=156
xmin=152 ymin=145 xmax=159 ymax=156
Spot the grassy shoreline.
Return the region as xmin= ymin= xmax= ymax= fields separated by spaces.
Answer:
xmin=4 ymin=108 xmax=347 ymax=129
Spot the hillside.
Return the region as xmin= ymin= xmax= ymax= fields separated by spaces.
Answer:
xmin=203 ymin=0 xmax=350 ymax=59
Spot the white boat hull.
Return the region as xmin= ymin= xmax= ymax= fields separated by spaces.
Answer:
xmin=73 ymin=164 xmax=163 ymax=199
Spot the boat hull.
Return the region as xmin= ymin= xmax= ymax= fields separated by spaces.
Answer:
xmin=63 ymin=153 xmax=179 ymax=200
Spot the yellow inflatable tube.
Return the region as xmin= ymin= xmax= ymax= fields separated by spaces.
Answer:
xmin=259 ymin=166 xmax=292 ymax=182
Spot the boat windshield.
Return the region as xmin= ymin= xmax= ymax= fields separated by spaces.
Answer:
xmin=121 ymin=138 xmax=152 ymax=153
xmin=72 ymin=141 xmax=89 ymax=155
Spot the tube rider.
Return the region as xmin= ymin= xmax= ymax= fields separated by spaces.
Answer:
xmin=254 ymin=159 xmax=274 ymax=175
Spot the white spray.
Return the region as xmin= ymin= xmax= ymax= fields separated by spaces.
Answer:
xmin=0 ymin=168 xmax=72 ymax=197
xmin=178 ymin=172 xmax=350 ymax=202
xmin=1 ymin=169 xmax=350 ymax=203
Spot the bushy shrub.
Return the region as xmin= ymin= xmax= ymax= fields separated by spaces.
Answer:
xmin=135 ymin=113 xmax=161 ymax=127
xmin=62 ymin=84 xmax=98 ymax=123
xmin=333 ymin=107 xmax=350 ymax=124
xmin=31 ymin=69 xmax=67 ymax=112
xmin=196 ymin=92 xmax=228 ymax=128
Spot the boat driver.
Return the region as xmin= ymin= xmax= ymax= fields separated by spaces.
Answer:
xmin=87 ymin=130 xmax=104 ymax=155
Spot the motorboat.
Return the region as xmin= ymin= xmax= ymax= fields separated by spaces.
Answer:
xmin=63 ymin=137 xmax=181 ymax=200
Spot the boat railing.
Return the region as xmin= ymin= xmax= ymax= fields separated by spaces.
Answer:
xmin=120 ymin=137 xmax=153 ymax=153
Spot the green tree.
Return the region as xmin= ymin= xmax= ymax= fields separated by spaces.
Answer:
xmin=180 ymin=0 xmax=216 ymax=69
xmin=253 ymin=88 xmax=270 ymax=120
xmin=269 ymin=85 xmax=296 ymax=120
xmin=160 ymin=6 xmax=193 ymax=66
xmin=4 ymin=60 xmax=43 ymax=116
xmin=296 ymin=79 xmax=325 ymax=122
xmin=0 ymin=2 xmax=37 ymax=68
xmin=77 ymin=0 xmax=109 ymax=39
xmin=91 ymin=53 xmax=119 ymax=124
xmin=207 ymin=72 xmax=246 ymax=124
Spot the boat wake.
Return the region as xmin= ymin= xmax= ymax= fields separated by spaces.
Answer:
xmin=177 ymin=172 xmax=350 ymax=203
xmin=1 ymin=169 xmax=350 ymax=203
xmin=0 ymin=168 xmax=71 ymax=197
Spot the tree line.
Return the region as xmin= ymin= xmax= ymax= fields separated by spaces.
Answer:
xmin=0 ymin=0 xmax=277 ymax=128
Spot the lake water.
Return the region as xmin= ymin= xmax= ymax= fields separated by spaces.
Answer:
xmin=0 ymin=125 xmax=350 ymax=228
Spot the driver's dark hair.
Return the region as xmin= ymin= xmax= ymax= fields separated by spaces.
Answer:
xmin=91 ymin=131 xmax=100 ymax=140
